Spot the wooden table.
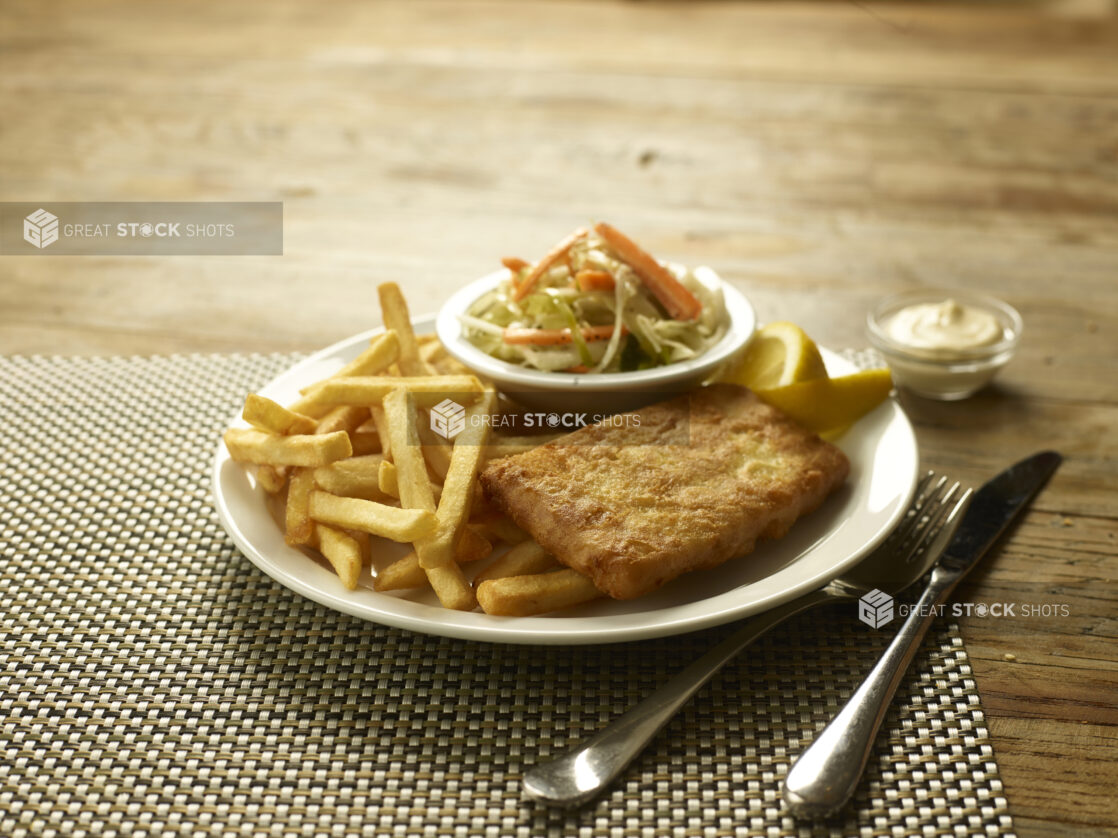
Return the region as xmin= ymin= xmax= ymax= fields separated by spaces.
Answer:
xmin=2 ymin=1 xmax=1115 ymax=834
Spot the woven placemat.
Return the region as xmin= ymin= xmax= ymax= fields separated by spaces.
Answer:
xmin=0 ymin=354 xmax=1015 ymax=838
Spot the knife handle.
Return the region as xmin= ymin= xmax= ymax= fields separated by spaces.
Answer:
xmin=782 ymin=566 xmax=962 ymax=818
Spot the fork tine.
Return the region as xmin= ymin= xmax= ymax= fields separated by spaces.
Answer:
xmin=861 ymin=471 xmax=970 ymax=586
xmin=908 ymin=486 xmax=973 ymax=567
xmin=897 ymin=480 xmax=963 ymax=565
xmin=915 ymin=474 xmax=949 ymax=515
xmin=901 ymin=478 xmax=957 ymax=544
xmin=909 ymin=471 xmax=938 ymax=511
xmin=878 ymin=471 xmax=940 ymax=552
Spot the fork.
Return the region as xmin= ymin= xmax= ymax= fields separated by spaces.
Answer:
xmin=523 ymin=472 xmax=972 ymax=807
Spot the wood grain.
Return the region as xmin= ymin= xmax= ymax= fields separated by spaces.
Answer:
xmin=1 ymin=1 xmax=1116 ymax=835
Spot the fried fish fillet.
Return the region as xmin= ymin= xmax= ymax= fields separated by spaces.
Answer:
xmin=480 ymin=384 xmax=850 ymax=600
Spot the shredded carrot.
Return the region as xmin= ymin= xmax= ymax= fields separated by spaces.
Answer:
xmin=565 ymin=364 xmax=590 ymax=373
xmin=510 ymin=227 xmax=588 ymax=302
xmin=592 ymin=222 xmax=702 ymax=321
xmin=502 ymin=257 xmax=530 ymax=273
xmin=574 ymin=269 xmax=616 ymax=292
xmin=503 ymin=324 xmax=624 ymax=346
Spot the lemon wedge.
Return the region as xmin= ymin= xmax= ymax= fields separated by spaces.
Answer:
xmin=755 ymin=369 xmax=894 ymax=434
xmin=724 ymin=321 xmax=828 ymax=390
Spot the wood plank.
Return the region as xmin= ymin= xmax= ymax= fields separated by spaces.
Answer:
xmin=5 ymin=0 xmax=1118 ymax=93
xmin=2 ymin=228 xmax=1116 ymax=400
xmin=984 ymin=717 xmax=1118 ymax=834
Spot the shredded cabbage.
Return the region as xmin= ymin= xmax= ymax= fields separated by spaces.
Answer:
xmin=460 ymin=229 xmax=729 ymax=374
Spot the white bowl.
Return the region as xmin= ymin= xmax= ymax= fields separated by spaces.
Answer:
xmin=435 ymin=265 xmax=756 ymax=413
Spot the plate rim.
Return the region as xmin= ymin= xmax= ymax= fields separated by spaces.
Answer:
xmin=211 ymin=316 xmax=919 ymax=645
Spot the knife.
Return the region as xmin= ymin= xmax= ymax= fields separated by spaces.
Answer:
xmin=783 ymin=451 xmax=1062 ymax=818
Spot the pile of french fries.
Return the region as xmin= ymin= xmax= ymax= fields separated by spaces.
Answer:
xmin=223 ymin=283 xmax=602 ymax=616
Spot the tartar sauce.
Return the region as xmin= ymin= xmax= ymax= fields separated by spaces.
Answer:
xmin=887 ymin=298 xmax=1003 ymax=354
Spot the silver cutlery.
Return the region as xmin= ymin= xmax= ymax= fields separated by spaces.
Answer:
xmin=524 ymin=471 xmax=972 ymax=806
xmin=783 ymin=451 xmax=1061 ymax=818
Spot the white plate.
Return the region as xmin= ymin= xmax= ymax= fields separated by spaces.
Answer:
xmin=212 ymin=316 xmax=919 ymax=645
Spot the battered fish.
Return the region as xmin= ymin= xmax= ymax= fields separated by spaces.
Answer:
xmin=480 ymin=384 xmax=850 ymax=600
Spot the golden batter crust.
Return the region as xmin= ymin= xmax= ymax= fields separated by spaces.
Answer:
xmin=480 ymin=384 xmax=850 ymax=600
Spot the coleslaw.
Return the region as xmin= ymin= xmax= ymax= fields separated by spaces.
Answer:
xmin=459 ymin=223 xmax=730 ymax=374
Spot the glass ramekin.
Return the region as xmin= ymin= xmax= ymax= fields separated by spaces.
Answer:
xmin=866 ymin=290 xmax=1022 ymax=400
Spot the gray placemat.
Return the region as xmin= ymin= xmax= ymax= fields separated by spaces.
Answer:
xmin=0 ymin=353 xmax=1015 ymax=838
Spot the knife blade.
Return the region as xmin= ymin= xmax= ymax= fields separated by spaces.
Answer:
xmin=938 ymin=450 xmax=1062 ymax=575
xmin=783 ymin=450 xmax=1062 ymax=819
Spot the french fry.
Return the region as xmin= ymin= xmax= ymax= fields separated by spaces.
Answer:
xmin=373 ymin=526 xmax=492 ymax=591
xmin=416 ymin=333 xmax=445 ymax=364
xmin=368 ymin=404 xmax=391 ymax=460
xmin=294 ymin=332 xmax=404 ymax=399
xmin=257 ymin=464 xmax=287 ymax=494
xmin=372 ymin=553 xmax=422 ymax=592
xmin=380 ymin=470 xmax=442 ymax=505
xmin=325 ymin=401 xmax=379 ymax=457
xmin=334 ymin=329 xmax=401 ymax=378
xmin=470 ymin=511 xmax=530 ymax=545
xmin=425 ymin=564 xmax=474 ymax=609
xmin=345 ymin=528 xmax=372 ymax=567
xmin=378 ymin=459 xmax=399 ymax=499
xmin=314 ymin=523 xmax=363 ymax=590
xmin=288 ymin=330 xmax=400 ymax=416
xmin=301 ymin=375 xmax=483 ymax=411
xmin=284 ymin=468 xmax=316 ymax=546
xmin=476 ymin=569 xmax=603 ymax=617
xmin=455 ymin=524 xmax=494 ymax=563
xmin=418 ymin=334 xmax=470 ymax=375
xmin=227 ymin=281 xmax=620 ymax=616
xmin=379 ymin=459 xmax=445 ymax=505
xmin=314 ymin=405 xmax=369 ymax=436
xmin=416 ymin=417 xmax=453 ymax=481
xmin=387 ymin=389 xmax=496 ymax=609
xmin=383 ymin=388 xmax=437 ymax=513
xmin=426 ymin=464 xmax=446 ymax=493
xmin=468 ymin=482 xmax=493 ymax=517
xmin=473 ymin=540 xmax=557 ymax=584
xmin=350 ymin=432 xmax=382 ymax=456
xmin=313 ymin=455 xmax=390 ymax=501
xmin=417 ymin=391 xmax=498 ymax=609
xmin=422 ymin=390 xmax=496 ymax=571
xmin=382 ymin=387 xmax=476 ymax=608
xmin=354 ymin=416 xmax=379 ymax=434
xmin=378 ymin=283 xmax=429 ymax=377
xmin=224 ymin=428 xmax=352 ymax=467
xmin=308 ymin=491 xmax=435 ymax=542
xmin=243 ymin=394 xmax=317 ymax=436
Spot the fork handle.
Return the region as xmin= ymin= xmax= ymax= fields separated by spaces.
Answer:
xmin=523 ymin=588 xmax=832 ymax=807
xmin=783 ymin=566 xmax=962 ymax=818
